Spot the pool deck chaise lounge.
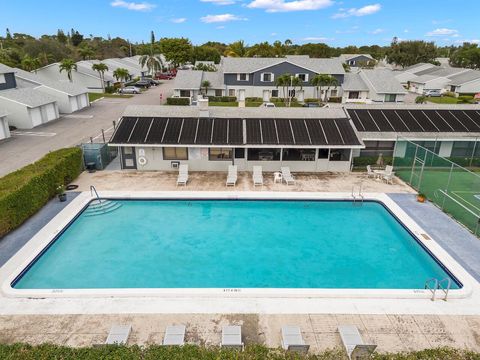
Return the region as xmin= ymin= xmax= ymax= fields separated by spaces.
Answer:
xmin=281 ymin=325 xmax=310 ymax=353
xmin=226 ymin=165 xmax=238 ymax=187
xmin=281 ymin=167 xmax=295 ymax=185
xmin=338 ymin=325 xmax=377 ymax=359
xmin=105 ymin=324 xmax=132 ymax=345
xmin=221 ymin=325 xmax=244 ymax=350
xmin=176 ymin=165 xmax=189 ymax=186
xmin=162 ymin=325 xmax=186 ymax=346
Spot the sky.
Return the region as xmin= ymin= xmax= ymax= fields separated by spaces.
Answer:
xmin=1 ymin=0 xmax=479 ymax=47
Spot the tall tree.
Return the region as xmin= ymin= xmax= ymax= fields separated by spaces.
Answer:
xmin=224 ymin=40 xmax=246 ymax=57
xmin=310 ymin=74 xmax=338 ymax=102
xmin=78 ymin=45 xmax=95 ymax=60
xmin=275 ymin=74 xmax=303 ymax=107
xmin=92 ymin=62 xmax=109 ymax=92
xmin=450 ymin=43 xmax=480 ymax=69
xmin=201 ymin=80 xmax=211 ymax=96
xmin=139 ymin=30 xmax=163 ymax=76
xmin=59 ymin=58 xmax=77 ymax=82
xmin=159 ymin=37 xmax=193 ymax=67
xmin=113 ymin=68 xmax=130 ymax=88
xmin=386 ymin=38 xmax=439 ymax=68
xmin=20 ymin=55 xmax=41 ymax=72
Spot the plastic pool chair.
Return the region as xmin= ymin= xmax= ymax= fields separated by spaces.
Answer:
xmin=252 ymin=166 xmax=264 ymax=187
xmin=281 ymin=326 xmax=310 ymax=353
xmin=105 ymin=325 xmax=132 ymax=345
xmin=281 ymin=167 xmax=295 ymax=185
xmin=221 ymin=325 xmax=244 ymax=350
xmin=226 ymin=165 xmax=238 ymax=187
xmin=338 ymin=325 xmax=376 ymax=360
xmin=366 ymin=165 xmax=375 ymax=178
xmin=176 ymin=164 xmax=189 ymax=186
xmin=163 ymin=325 xmax=186 ymax=346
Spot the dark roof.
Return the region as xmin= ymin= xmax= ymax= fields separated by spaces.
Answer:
xmin=110 ymin=116 xmax=362 ymax=147
xmin=348 ymin=109 xmax=480 ymax=133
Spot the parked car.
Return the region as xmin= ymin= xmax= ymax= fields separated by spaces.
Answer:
xmin=142 ymin=78 xmax=161 ymax=86
xmin=260 ymin=102 xmax=276 ymax=108
xmin=302 ymin=102 xmax=320 ymax=107
xmin=134 ymin=80 xmax=151 ymax=88
xmin=423 ymin=89 xmax=442 ymax=97
xmin=118 ymin=86 xmax=141 ymax=94
xmin=156 ymin=73 xmax=175 ymax=80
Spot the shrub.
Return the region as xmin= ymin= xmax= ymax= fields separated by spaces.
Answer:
xmin=104 ymin=86 xmax=116 ymax=94
xmin=245 ymin=97 xmax=263 ymax=102
xmin=457 ymin=95 xmax=474 ymax=104
xmin=207 ymin=96 xmax=237 ymax=102
xmin=0 ymin=148 xmax=83 ymax=237
xmin=328 ymin=97 xmax=342 ymax=103
xmin=443 ymin=91 xmax=456 ymax=98
xmin=166 ymin=97 xmax=190 ymax=106
xmin=415 ymin=96 xmax=426 ymax=104
xmin=304 ymin=98 xmax=320 ymax=103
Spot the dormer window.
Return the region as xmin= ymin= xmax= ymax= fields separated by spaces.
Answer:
xmin=261 ymin=73 xmax=274 ymax=82
xmin=296 ymin=73 xmax=309 ymax=82
xmin=237 ymin=73 xmax=249 ymax=81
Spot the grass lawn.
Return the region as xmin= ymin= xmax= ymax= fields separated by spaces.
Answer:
xmin=88 ymin=93 xmax=134 ymax=102
xmin=208 ymin=101 xmax=238 ymax=107
xmin=426 ymin=96 xmax=473 ymax=104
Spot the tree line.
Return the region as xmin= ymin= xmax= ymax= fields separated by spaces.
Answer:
xmin=1 ymin=28 xmax=480 ymax=72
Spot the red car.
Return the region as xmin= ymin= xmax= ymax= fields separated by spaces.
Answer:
xmin=155 ymin=72 xmax=176 ymax=80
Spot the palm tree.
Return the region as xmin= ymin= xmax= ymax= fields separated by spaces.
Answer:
xmin=139 ymin=30 xmax=163 ymax=77
xmin=201 ymin=80 xmax=211 ymax=96
xmin=59 ymin=58 xmax=77 ymax=82
xmin=21 ymin=55 xmax=41 ymax=72
xmin=113 ymin=68 xmax=130 ymax=88
xmin=275 ymin=74 xmax=303 ymax=107
xmin=310 ymin=74 xmax=338 ymax=103
xmin=78 ymin=45 xmax=95 ymax=60
xmin=92 ymin=63 xmax=109 ymax=93
xmin=224 ymin=40 xmax=246 ymax=57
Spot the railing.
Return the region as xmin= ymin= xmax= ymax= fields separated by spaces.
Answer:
xmin=351 ymin=183 xmax=364 ymax=206
xmin=89 ymin=185 xmax=102 ymax=204
xmin=425 ymin=277 xmax=452 ymax=301
xmin=435 ymin=189 xmax=480 ymax=235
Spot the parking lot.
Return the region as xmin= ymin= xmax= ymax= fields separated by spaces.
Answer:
xmin=0 ymin=81 xmax=174 ymax=177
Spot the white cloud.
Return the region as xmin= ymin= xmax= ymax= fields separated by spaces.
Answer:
xmin=200 ymin=13 xmax=247 ymax=23
xmin=201 ymin=0 xmax=236 ymax=4
xmin=216 ymin=25 xmax=226 ymax=29
xmin=426 ymin=28 xmax=458 ymax=36
xmin=171 ymin=18 xmax=187 ymax=23
xmin=110 ymin=0 xmax=155 ymax=11
xmin=271 ymin=32 xmax=278 ymax=36
xmin=302 ymin=36 xmax=333 ymax=42
xmin=370 ymin=28 xmax=384 ymax=34
xmin=247 ymin=0 xmax=333 ymax=13
xmin=332 ymin=3 xmax=381 ymax=19
xmin=455 ymin=39 xmax=480 ymax=44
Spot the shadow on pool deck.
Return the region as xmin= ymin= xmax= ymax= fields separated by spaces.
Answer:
xmin=0 ymin=192 xmax=80 ymax=267
xmin=388 ymin=193 xmax=480 ymax=282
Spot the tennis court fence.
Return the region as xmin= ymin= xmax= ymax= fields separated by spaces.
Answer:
xmin=393 ymin=138 xmax=480 ymax=237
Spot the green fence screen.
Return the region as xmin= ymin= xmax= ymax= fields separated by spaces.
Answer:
xmin=393 ymin=139 xmax=480 ymax=237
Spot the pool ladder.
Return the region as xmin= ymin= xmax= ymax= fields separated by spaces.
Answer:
xmin=90 ymin=185 xmax=102 ymax=204
xmin=425 ymin=278 xmax=452 ymax=301
xmin=351 ymin=184 xmax=364 ymax=206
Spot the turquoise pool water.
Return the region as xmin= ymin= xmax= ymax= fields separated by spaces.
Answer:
xmin=13 ymin=200 xmax=459 ymax=290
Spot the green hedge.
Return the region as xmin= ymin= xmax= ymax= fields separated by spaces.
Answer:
xmin=328 ymin=97 xmax=342 ymax=103
xmin=447 ymin=157 xmax=480 ymax=167
xmin=0 ymin=147 xmax=83 ymax=237
xmin=0 ymin=344 xmax=478 ymax=360
xmin=166 ymin=97 xmax=190 ymax=106
xmin=207 ymin=96 xmax=237 ymax=102
xmin=245 ymin=97 xmax=263 ymax=102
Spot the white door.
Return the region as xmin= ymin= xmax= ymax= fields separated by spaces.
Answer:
xmin=46 ymin=103 xmax=57 ymax=121
xmin=29 ymin=107 xmax=43 ymax=127
xmin=69 ymin=96 xmax=79 ymax=112
xmin=79 ymin=94 xmax=88 ymax=108
xmin=262 ymin=90 xmax=270 ymax=102
xmin=297 ymin=90 xmax=305 ymax=102
xmin=238 ymin=89 xmax=246 ymax=101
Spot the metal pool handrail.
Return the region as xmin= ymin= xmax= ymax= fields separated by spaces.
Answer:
xmin=90 ymin=185 xmax=102 ymax=204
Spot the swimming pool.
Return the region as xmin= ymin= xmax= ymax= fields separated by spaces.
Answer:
xmin=11 ymin=197 xmax=461 ymax=292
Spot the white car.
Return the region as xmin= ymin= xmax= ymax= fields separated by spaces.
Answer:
xmin=423 ymin=89 xmax=442 ymax=97
xmin=119 ymin=86 xmax=141 ymax=94
xmin=260 ymin=102 xmax=276 ymax=108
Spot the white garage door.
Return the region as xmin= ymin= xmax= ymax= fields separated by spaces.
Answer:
xmin=45 ymin=103 xmax=57 ymax=121
xmin=79 ymin=94 xmax=88 ymax=108
xmin=29 ymin=107 xmax=43 ymax=127
xmin=69 ymin=96 xmax=79 ymax=112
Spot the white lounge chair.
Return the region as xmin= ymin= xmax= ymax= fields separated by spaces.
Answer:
xmin=105 ymin=325 xmax=131 ymax=345
xmin=382 ymin=165 xmax=394 ymax=184
xmin=338 ymin=325 xmax=376 ymax=360
xmin=176 ymin=164 xmax=189 ymax=186
xmin=163 ymin=325 xmax=186 ymax=346
xmin=366 ymin=165 xmax=375 ymax=178
xmin=281 ymin=167 xmax=295 ymax=185
xmin=221 ymin=325 xmax=244 ymax=350
xmin=253 ymin=166 xmax=264 ymax=187
xmin=226 ymin=165 xmax=238 ymax=187
xmin=281 ymin=326 xmax=310 ymax=353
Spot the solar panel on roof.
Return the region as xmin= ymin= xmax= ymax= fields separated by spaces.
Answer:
xmin=381 ymin=110 xmax=409 ymax=132
xmin=395 ymin=110 xmax=425 ymax=132
xmin=367 ymin=110 xmax=394 ymax=131
xmin=145 ymin=117 xmax=168 ymax=144
xmin=349 ymin=110 xmax=365 ymax=131
xmin=463 ymin=111 xmax=480 ymax=129
xmin=179 ymin=118 xmax=198 ymax=144
xmin=434 ymin=111 xmax=466 ymax=132
xmin=336 ymin=119 xmax=361 ymax=145
xmin=320 ymin=119 xmax=343 ymax=145
xmin=246 ymin=119 xmax=261 ymax=144
xmin=110 ymin=117 xmax=137 ymax=144
xmin=228 ymin=119 xmax=243 ymax=145
xmin=260 ymin=119 xmax=278 ymax=144
xmin=455 ymin=111 xmax=480 ymax=131
xmin=290 ymin=119 xmax=311 ymax=145
xmin=212 ymin=118 xmax=228 ymax=144
xmin=305 ymin=120 xmax=327 ymax=145
xmin=162 ymin=118 xmax=183 ymax=144
xmin=196 ymin=118 xmax=213 ymax=144
xmin=407 ymin=111 xmax=438 ymax=132
xmin=353 ymin=109 xmax=380 ymax=131
xmin=276 ymin=119 xmax=294 ymax=144
xmin=128 ymin=117 xmax=153 ymax=144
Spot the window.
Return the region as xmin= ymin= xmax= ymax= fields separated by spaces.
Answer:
xmin=271 ymin=89 xmax=279 ymax=98
xmin=318 ymin=149 xmax=329 ymax=159
xmin=228 ymin=89 xmax=236 ymax=97
xmin=247 ymin=148 xmax=281 ymax=161
xmin=209 ymin=148 xmax=232 ymax=161
xmin=360 ymin=141 xmax=395 ymax=157
xmin=215 ymin=89 xmax=222 ymax=97
xmin=0 ymin=74 xmax=5 ymax=84
xmin=451 ymin=141 xmax=478 ymax=157
xmin=282 ymin=149 xmax=316 ymax=161
xmin=179 ymin=90 xmax=191 ymax=97
xmin=348 ymin=91 xmax=359 ymax=99
xmin=414 ymin=141 xmax=441 ymax=154
xmin=237 ymin=73 xmax=248 ymax=81
xmin=261 ymin=73 xmax=274 ymax=82
xmin=234 ymin=148 xmax=245 ymax=158
xmin=385 ymin=94 xmax=397 ymax=102
xmin=163 ymin=147 xmax=188 ymax=160
xmin=329 ymin=149 xmax=351 ymax=161
xmin=330 ymin=89 xmax=338 ymax=97
xmin=296 ymin=73 xmax=308 ymax=82
xmin=288 ymin=89 xmax=296 ymax=98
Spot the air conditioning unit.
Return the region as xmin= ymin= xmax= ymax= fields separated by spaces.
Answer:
xmin=171 ymin=161 xmax=180 ymax=168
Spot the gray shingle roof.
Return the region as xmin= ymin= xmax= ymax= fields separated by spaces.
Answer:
xmin=339 ymin=54 xmax=374 ymax=62
xmin=448 ymin=69 xmax=480 ymax=85
xmin=0 ymin=88 xmax=56 ymax=107
xmin=202 ymin=70 xmax=224 ymax=88
xmin=410 ymin=74 xmax=445 ymax=84
xmin=402 ymin=63 xmax=436 ymax=73
xmin=221 ymin=56 xmax=345 ymax=74
xmin=342 ymin=73 xmax=369 ymax=91
xmin=174 ymin=70 xmax=204 ymax=89
xmin=360 ymin=69 xmax=406 ymax=94
xmin=0 ymin=63 xmax=15 ymax=74
xmin=415 ymin=66 xmax=466 ymax=77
